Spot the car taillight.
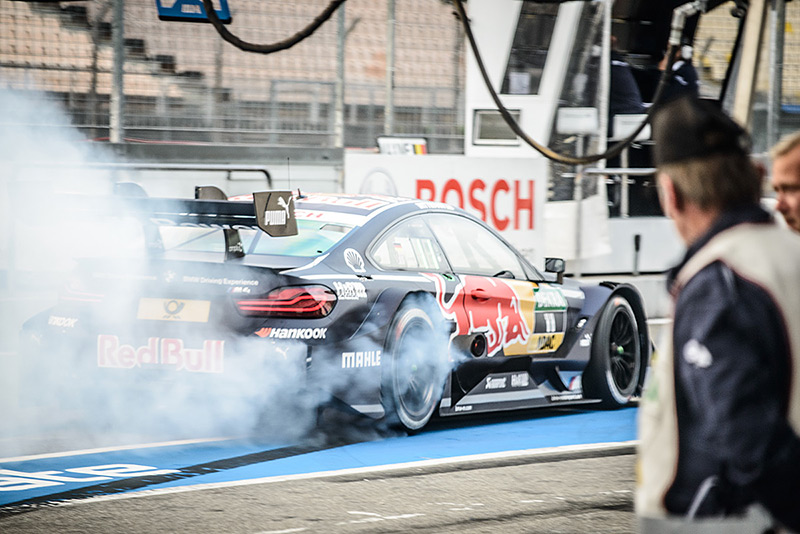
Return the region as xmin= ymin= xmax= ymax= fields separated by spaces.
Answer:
xmin=235 ymin=285 xmax=336 ymax=318
xmin=60 ymin=276 xmax=104 ymax=303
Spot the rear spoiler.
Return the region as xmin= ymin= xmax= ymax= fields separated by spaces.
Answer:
xmin=108 ymin=183 xmax=297 ymax=261
xmin=195 ymin=185 xmax=245 ymax=259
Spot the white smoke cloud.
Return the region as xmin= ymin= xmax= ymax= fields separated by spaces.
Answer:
xmin=0 ymin=88 xmax=320 ymax=457
xmin=0 ymin=88 xmax=467 ymax=460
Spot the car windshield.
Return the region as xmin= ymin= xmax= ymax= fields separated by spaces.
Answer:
xmin=159 ymin=218 xmax=355 ymax=257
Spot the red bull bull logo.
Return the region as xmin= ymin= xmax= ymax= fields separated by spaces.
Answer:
xmin=423 ymin=274 xmax=534 ymax=357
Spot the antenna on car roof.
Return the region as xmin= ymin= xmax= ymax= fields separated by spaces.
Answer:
xmin=287 ymin=157 xmax=306 ymax=198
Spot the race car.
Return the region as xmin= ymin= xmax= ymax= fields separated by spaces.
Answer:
xmin=20 ymin=185 xmax=650 ymax=432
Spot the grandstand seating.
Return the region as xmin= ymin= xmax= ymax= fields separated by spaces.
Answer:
xmin=2 ymin=0 xmax=796 ymax=150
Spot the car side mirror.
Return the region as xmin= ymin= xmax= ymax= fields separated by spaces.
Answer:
xmin=545 ymin=257 xmax=565 ymax=284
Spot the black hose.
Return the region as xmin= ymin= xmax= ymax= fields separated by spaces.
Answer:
xmin=453 ymin=0 xmax=679 ymax=166
xmin=201 ymin=0 xmax=347 ymax=55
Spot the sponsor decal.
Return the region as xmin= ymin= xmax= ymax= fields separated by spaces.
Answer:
xmin=163 ymin=270 xmax=176 ymax=283
xmin=301 ymin=195 xmax=390 ymax=211
xmin=424 ymin=275 xmax=567 ymax=357
xmin=454 ymin=404 xmax=473 ymax=412
xmin=511 ymin=372 xmax=530 ymax=388
xmin=485 ymin=376 xmax=507 ymax=390
xmin=533 ymin=310 xmax=566 ymax=341
xmin=414 ymin=201 xmax=454 ymax=211
xmin=333 ymin=281 xmax=367 ymax=300
xmin=230 ymin=286 xmax=252 ymax=294
xmin=163 ymin=300 xmax=185 ymax=317
xmin=528 ymin=333 xmax=564 ymax=353
xmin=254 ymin=327 xmax=327 ymax=340
xmin=423 ymin=273 xmax=533 ymax=357
xmin=341 ymin=350 xmax=381 ymax=368
xmin=344 ymin=248 xmax=366 ymax=273
xmin=579 ymin=333 xmax=592 ymax=347
xmin=550 ymin=393 xmax=583 ymax=402
xmin=48 ymin=315 xmax=78 ymax=328
xmin=97 ymin=335 xmax=224 ymax=373
xmin=182 ymin=276 xmax=259 ymax=287
xmin=137 ymin=298 xmax=210 ymax=323
xmin=0 ymin=464 xmax=179 ymax=492
xmin=534 ymin=288 xmax=567 ymax=310
xmin=264 ymin=195 xmax=293 ymax=226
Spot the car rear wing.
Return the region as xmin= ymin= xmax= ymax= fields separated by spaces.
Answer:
xmin=76 ymin=183 xmax=298 ymax=261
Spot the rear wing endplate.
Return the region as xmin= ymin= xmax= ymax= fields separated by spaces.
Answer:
xmin=105 ymin=183 xmax=298 ymax=260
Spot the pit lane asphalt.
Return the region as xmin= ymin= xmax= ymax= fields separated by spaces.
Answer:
xmin=0 ymin=447 xmax=637 ymax=533
xmin=0 ymin=407 xmax=638 ymax=532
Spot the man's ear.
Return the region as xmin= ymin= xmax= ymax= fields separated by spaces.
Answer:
xmin=657 ymin=173 xmax=673 ymax=217
xmin=658 ymin=173 xmax=683 ymax=217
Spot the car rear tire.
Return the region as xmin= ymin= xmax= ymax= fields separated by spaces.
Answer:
xmin=583 ymin=295 xmax=642 ymax=408
xmin=383 ymin=302 xmax=448 ymax=432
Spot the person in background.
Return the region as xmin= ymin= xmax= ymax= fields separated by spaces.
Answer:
xmin=659 ymin=44 xmax=700 ymax=103
xmin=637 ymin=95 xmax=800 ymax=533
xmin=770 ymin=130 xmax=800 ymax=233
xmin=609 ymin=35 xmax=646 ymax=137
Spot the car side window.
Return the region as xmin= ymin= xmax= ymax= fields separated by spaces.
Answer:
xmin=426 ymin=213 xmax=526 ymax=279
xmin=371 ymin=216 xmax=448 ymax=271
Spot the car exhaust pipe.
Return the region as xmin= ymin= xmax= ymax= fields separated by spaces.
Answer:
xmin=470 ymin=334 xmax=487 ymax=358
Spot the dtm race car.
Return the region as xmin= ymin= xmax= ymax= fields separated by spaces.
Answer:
xmin=20 ymin=185 xmax=650 ymax=432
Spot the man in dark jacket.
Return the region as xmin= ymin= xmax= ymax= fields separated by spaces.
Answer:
xmin=609 ymin=35 xmax=646 ymax=138
xmin=659 ymin=44 xmax=700 ymax=103
xmin=637 ymin=95 xmax=800 ymax=533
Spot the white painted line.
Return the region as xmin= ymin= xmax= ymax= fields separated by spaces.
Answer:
xmin=339 ymin=511 xmax=424 ymax=525
xmin=42 ymin=440 xmax=637 ymax=508
xmin=0 ymin=437 xmax=235 ymax=464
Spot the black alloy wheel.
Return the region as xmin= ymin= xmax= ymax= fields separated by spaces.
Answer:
xmin=583 ymin=295 xmax=642 ymax=408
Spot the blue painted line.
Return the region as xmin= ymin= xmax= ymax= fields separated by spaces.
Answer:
xmin=141 ymin=408 xmax=638 ymax=490
xmin=0 ymin=408 xmax=637 ymax=507
xmin=0 ymin=439 xmax=288 ymax=506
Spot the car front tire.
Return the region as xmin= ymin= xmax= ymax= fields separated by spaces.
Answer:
xmin=583 ymin=295 xmax=643 ymax=408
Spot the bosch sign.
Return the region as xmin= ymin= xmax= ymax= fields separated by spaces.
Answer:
xmin=416 ymin=178 xmax=534 ymax=231
xmin=345 ymin=154 xmax=547 ymax=265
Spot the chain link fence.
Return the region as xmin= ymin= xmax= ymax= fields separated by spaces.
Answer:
xmin=0 ymin=0 xmax=464 ymax=152
xmin=3 ymin=1 xmax=800 ymax=155
xmin=694 ymin=1 xmax=800 ymax=151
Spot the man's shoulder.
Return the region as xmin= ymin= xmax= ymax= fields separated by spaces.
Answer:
xmin=675 ymin=261 xmax=786 ymax=360
xmin=678 ymin=260 xmax=737 ymax=310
